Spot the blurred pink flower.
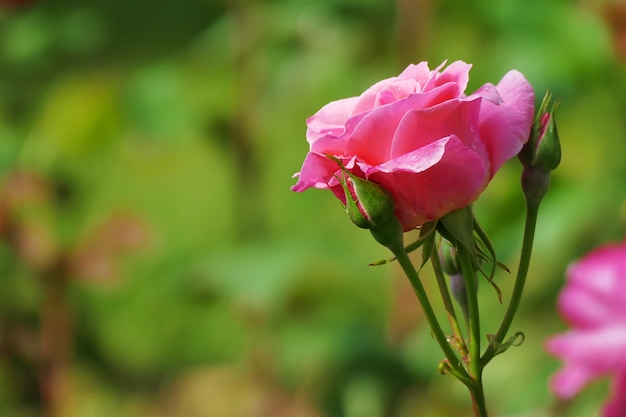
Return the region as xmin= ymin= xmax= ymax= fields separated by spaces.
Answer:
xmin=546 ymin=239 xmax=626 ymax=417
xmin=291 ymin=61 xmax=534 ymax=231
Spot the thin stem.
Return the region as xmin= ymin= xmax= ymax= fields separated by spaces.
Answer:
xmin=470 ymin=377 xmax=489 ymax=417
xmin=481 ymin=200 xmax=540 ymax=366
xmin=392 ymin=248 xmax=473 ymax=387
xmin=455 ymin=244 xmax=488 ymax=417
xmin=456 ymin=246 xmax=482 ymax=379
xmin=429 ymin=248 xmax=468 ymax=358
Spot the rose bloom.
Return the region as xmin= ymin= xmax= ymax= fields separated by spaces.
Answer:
xmin=546 ymin=239 xmax=626 ymax=417
xmin=291 ymin=61 xmax=535 ymax=231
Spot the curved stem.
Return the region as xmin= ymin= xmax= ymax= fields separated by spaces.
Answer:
xmin=481 ymin=200 xmax=540 ymax=366
xmin=392 ymin=247 xmax=473 ymax=386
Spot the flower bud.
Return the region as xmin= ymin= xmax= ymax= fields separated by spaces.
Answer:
xmin=439 ymin=244 xmax=459 ymax=276
xmin=518 ymin=91 xmax=561 ymax=171
xmin=449 ymin=273 xmax=469 ymax=320
xmin=440 ymin=244 xmax=477 ymax=321
xmin=519 ymin=91 xmax=561 ymax=207
xmin=340 ymin=172 xmax=395 ymax=230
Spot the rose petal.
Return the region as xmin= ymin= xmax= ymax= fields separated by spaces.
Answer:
xmin=345 ymin=82 xmax=460 ymax=165
xmin=467 ymin=82 xmax=502 ymax=105
xmin=546 ymin=326 xmax=626 ymax=391
xmin=291 ymin=152 xmax=341 ymax=192
xmin=368 ymin=135 xmax=487 ymax=230
xmin=603 ymin=371 xmax=626 ymax=417
xmin=428 ymin=60 xmax=472 ymax=96
xmin=351 ymin=76 xmax=404 ymax=116
xmin=559 ymin=242 xmax=626 ymax=327
xmin=549 ymin=364 xmax=595 ymax=398
xmin=397 ymin=61 xmax=433 ymax=87
xmin=389 ymin=96 xmax=487 ymax=162
xmin=306 ymin=96 xmax=361 ymax=144
xmin=478 ymin=70 xmax=535 ymax=175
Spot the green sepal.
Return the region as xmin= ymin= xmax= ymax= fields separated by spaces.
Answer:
xmin=472 ymin=213 xmax=505 ymax=303
xmin=438 ymin=207 xmax=505 ymax=303
xmin=369 ymin=220 xmax=437 ymax=266
xmin=438 ymin=207 xmax=475 ymax=256
xmin=419 ymin=222 xmax=437 ymax=271
xmin=368 ymin=214 xmax=404 ymax=253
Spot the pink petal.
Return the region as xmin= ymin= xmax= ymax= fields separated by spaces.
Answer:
xmin=389 ymin=96 xmax=489 ymax=165
xmin=306 ymin=96 xmax=361 ymax=144
xmin=468 ymin=82 xmax=502 ymax=105
xmin=429 ymin=60 xmax=472 ymax=96
xmin=546 ymin=326 xmax=626 ymax=397
xmin=397 ymin=61 xmax=432 ymax=86
xmin=375 ymin=79 xmax=421 ymax=106
xmin=291 ymin=152 xmax=342 ymax=192
xmin=345 ymin=83 xmax=460 ymax=165
xmin=549 ymin=364 xmax=595 ymax=398
xmin=367 ymin=135 xmax=488 ymax=230
xmin=547 ymin=327 xmax=626 ymax=369
xmin=477 ymin=70 xmax=535 ymax=176
xmin=350 ymin=76 xmax=403 ymax=116
xmin=603 ymin=371 xmax=626 ymax=417
xmin=559 ymin=242 xmax=626 ymax=327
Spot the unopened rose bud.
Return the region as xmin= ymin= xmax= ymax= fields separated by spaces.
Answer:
xmin=519 ymin=91 xmax=561 ymax=172
xmin=440 ymin=244 xmax=459 ymax=276
xmin=519 ymin=91 xmax=561 ymax=207
xmin=449 ymin=273 xmax=469 ymax=320
xmin=439 ymin=244 xmax=475 ymax=320
xmin=341 ymin=172 xmax=395 ymax=230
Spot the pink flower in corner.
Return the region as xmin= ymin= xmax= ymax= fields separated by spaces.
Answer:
xmin=546 ymin=239 xmax=626 ymax=417
xmin=291 ymin=61 xmax=535 ymax=231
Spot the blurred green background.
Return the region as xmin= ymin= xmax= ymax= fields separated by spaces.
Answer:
xmin=0 ymin=0 xmax=625 ymax=416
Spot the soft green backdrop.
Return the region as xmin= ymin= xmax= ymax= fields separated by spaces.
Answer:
xmin=1 ymin=0 xmax=625 ymax=416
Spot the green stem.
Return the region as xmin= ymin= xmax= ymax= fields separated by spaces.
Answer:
xmin=429 ymin=248 xmax=468 ymax=358
xmin=481 ymin=199 xmax=540 ymax=366
xmin=470 ymin=376 xmax=489 ymax=417
xmin=455 ymin=244 xmax=488 ymax=416
xmin=456 ymin=246 xmax=482 ymax=378
xmin=392 ymin=248 xmax=473 ymax=386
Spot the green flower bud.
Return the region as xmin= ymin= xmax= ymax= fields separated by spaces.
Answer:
xmin=341 ymin=172 xmax=395 ymax=230
xmin=440 ymin=244 xmax=459 ymax=276
xmin=439 ymin=243 xmax=475 ymax=321
xmin=519 ymin=91 xmax=561 ymax=171
xmin=519 ymin=91 xmax=561 ymax=208
xmin=450 ymin=273 xmax=470 ymax=321
xmin=326 ymin=156 xmax=404 ymax=252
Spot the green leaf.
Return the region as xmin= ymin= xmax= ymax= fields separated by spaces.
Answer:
xmin=406 ymin=220 xmax=438 ymax=254
xmin=419 ymin=229 xmax=436 ymax=271
xmin=438 ymin=207 xmax=475 ymax=256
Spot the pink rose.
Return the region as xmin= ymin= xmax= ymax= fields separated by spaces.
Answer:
xmin=546 ymin=239 xmax=626 ymax=417
xmin=291 ymin=61 xmax=535 ymax=231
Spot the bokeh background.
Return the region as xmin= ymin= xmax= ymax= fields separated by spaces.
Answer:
xmin=1 ymin=0 xmax=625 ymax=416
